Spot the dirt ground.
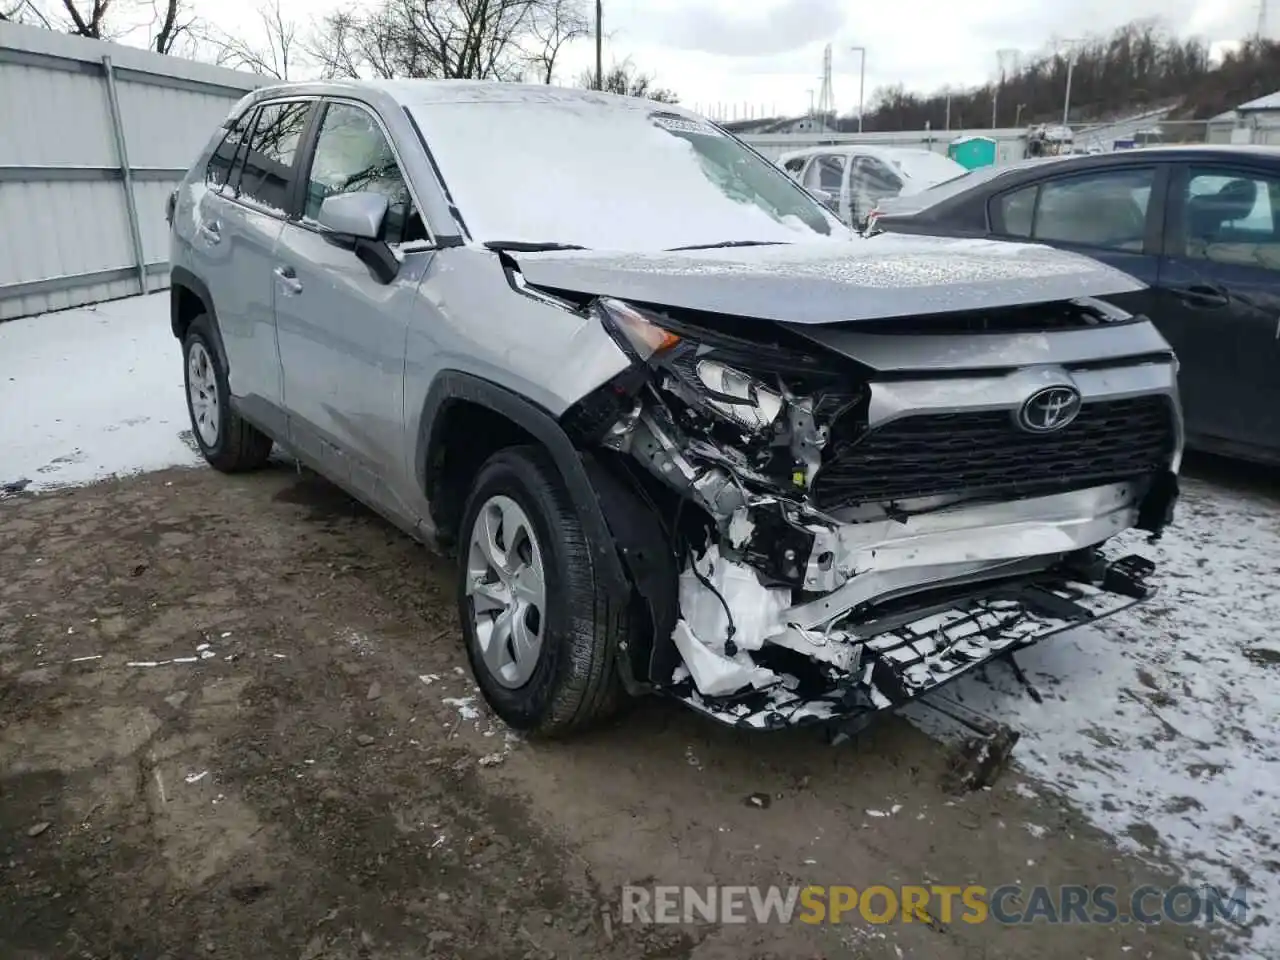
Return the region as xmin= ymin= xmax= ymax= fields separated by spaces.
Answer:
xmin=0 ymin=464 xmax=1232 ymax=959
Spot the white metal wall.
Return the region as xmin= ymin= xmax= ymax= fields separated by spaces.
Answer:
xmin=0 ymin=22 xmax=266 ymax=321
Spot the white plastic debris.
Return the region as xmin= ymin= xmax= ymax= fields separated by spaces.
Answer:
xmin=727 ymin=507 xmax=754 ymax=549
xmin=678 ymin=545 xmax=789 ymax=652
xmin=443 ymin=696 xmax=480 ymax=720
xmin=184 ymin=771 xmax=209 ymax=784
xmin=765 ymin=624 xmax=861 ymax=672
xmin=671 ymin=620 xmax=779 ymax=697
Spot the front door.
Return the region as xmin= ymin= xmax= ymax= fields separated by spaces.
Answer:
xmin=273 ymin=99 xmax=435 ymax=522
xmin=1156 ymin=164 xmax=1280 ymax=456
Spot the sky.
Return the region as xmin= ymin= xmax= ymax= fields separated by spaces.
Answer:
xmin=31 ymin=0 xmax=1271 ymax=118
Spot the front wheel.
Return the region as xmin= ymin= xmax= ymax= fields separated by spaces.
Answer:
xmin=182 ymin=313 xmax=273 ymax=473
xmin=456 ymin=445 xmax=628 ymax=737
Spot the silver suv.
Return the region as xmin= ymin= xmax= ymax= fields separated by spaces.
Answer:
xmin=167 ymin=80 xmax=1182 ymax=737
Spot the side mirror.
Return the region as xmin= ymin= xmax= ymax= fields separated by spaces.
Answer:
xmin=317 ymin=192 xmax=399 ymax=285
xmin=318 ymin=192 xmax=388 ymax=240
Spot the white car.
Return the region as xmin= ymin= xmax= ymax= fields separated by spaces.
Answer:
xmin=779 ymin=145 xmax=966 ymax=227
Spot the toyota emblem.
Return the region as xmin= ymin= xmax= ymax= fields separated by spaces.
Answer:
xmin=1017 ymin=386 xmax=1082 ymax=433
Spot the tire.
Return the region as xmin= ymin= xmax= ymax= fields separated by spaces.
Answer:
xmin=456 ymin=445 xmax=628 ymax=737
xmin=182 ymin=313 xmax=273 ymax=473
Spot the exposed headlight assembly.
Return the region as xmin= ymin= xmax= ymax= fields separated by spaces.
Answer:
xmin=692 ymin=359 xmax=783 ymax=431
xmin=595 ymin=298 xmax=783 ymax=433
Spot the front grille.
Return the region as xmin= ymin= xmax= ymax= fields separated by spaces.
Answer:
xmin=811 ymin=395 xmax=1176 ymax=509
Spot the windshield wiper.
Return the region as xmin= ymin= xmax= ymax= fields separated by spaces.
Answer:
xmin=482 ymin=240 xmax=588 ymax=253
xmin=665 ymin=240 xmax=791 ymax=251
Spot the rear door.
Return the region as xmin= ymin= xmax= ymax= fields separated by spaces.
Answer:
xmin=192 ymin=99 xmax=313 ymax=417
xmin=1156 ymin=163 xmax=1280 ymax=456
xmin=849 ymin=155 xmax=905 ymax=227
xmin=987 ymin=163 xmax=1166 ymax=320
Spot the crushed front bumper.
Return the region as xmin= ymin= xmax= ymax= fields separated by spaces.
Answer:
xmin=669 ymin=554 xmax=1154 ymax=730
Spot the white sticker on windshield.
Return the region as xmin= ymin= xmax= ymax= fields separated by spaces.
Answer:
xmin=651 ymin=114 xmax=722 ymax=137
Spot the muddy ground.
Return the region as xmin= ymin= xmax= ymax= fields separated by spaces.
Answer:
xmin=0 ymin=464 xmax=1231 ymax=959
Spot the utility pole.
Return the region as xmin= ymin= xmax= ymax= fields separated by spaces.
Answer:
xmin=594 ymin=0 xmax=602 ymax=90
xmin=850 ymin=46 xmax=867 ymax=133
xmin=994 ymin=49 xmax=1018 ymax=129
xmin=1060 ymin=38 xmax=1081 ymax=128
xmin=807 ymin=89 xmax=815 ymax=116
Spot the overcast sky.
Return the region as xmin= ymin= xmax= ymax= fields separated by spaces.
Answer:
xmin=138 ymin=0 xmax=1269 ymax=117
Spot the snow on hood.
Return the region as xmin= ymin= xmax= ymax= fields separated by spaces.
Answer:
xmin=514 ymin=234 xmax=1147 ymax=324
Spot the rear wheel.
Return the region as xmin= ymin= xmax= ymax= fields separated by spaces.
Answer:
xmin=182 ymin=313 xmax=273 ymax=473
xmin=457 ymin=445 xmax=627 ymax=737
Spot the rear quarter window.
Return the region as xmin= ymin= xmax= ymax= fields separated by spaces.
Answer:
xmin=206 ymin=110 xmax=253 ymax=190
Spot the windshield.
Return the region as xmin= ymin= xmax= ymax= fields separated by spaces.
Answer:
xmin=890 ymin=150 xmax=966 ymax=184
xmin=408 ymin=97 xmax=850 ymax=251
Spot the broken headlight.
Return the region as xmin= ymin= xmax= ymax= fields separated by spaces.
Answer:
xmin=595 ymin=298 xmax=784 ymax=434
xmin=690 ymin=359 xmax=783 ymax=431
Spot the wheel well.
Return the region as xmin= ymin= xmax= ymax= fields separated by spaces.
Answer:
xmin=427 ymin=399 xmax=539 ymax=546
xmin=171 ymin=283 xmax=205 ymax=342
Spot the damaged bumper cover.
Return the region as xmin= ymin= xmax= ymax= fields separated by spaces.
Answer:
xmin=555 ymin=293 xmax=1180 ymax=730
xmin=672 ymin=552 xmax=1154 ymax=730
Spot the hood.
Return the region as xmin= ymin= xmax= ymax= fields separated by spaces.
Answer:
xmin=514 ymin=234 xmax=1146 ymax=324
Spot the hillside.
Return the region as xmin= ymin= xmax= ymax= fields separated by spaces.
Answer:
xmin=836 ymin=22 xmax=1280 ymax=132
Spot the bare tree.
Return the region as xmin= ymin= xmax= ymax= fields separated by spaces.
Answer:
xmin=207 ymin=0 xmax=299 ymax=79
xmin=523 ymin=0 xmax=587 ymax=83
xmin=0 ymin=1 xmax=53 ymax=25
xmin=308 ymin=0 xmax=579 ymax=82
xmin=579 ymin=58 xmax=678 ymax=102
xmin=150 ymin=0 xmax=196 ymax=54
xmin=58 ymin=0 xmax=110 ymax=38
xmin=4 ymin=0 xmax=196 ymax=53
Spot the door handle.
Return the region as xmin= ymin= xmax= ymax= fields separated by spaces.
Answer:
xmin=274 ymin=265 xmax=303 ymax=295
xmin=197 ymin=220 xmax=221 ymax=245
xmin=1174 ymin=283 xmax=1229 ymax=309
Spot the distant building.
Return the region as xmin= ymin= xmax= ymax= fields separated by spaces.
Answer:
xmin=1206 ymin=90 xmax=1280 ymax=145
xmin=719 ymin=115 xmax=834 ymax=135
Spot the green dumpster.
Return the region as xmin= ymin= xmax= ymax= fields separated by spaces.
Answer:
xmin=947 ymin=136 xmax=997 ymax=170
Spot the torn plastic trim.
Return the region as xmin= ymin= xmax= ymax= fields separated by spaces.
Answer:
xmin=669 ymin=554 xmax=1154 ymax=731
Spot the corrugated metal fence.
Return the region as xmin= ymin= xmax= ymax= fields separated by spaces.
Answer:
xmin=0 ymin=22 xmax=265 ymax=321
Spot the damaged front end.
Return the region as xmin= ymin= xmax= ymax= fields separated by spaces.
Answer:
xmin=559 ymin=295 xmax=1181 ymax=732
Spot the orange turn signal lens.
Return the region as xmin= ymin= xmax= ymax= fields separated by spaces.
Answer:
xmin=600 ymin=299 xmax=681 ymax=359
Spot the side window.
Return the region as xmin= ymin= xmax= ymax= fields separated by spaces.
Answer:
xmin=995 ymin=185 xmax=1036 ymax=237
xmin=1181 ymin=167 xmax=1280 ymax=270
xmin=802 ymin=155 xmax=845 ymax=194
xmin=1032 ymin=168 xmax=1155 ymax=251
xmin=206 ymin=109 xmax=253 ymax=190
xmin=854 ymin=157 xmax=904 ymax=197
xmin=236 ymin=100 xmax=311 ymax=212
xmin=783 ymin=156 xmax=806 ymax=175
xmin=303 ymin=102 xmax=426 ymax=244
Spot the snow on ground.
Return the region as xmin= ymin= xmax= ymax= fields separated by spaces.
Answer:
xmin=0 ymin=294 xmax=200 ymax=491
xmin=909 ymin=471 xmax=1280 ymax=956
xmin=3 ymin=294 xmax=1278 ymax=953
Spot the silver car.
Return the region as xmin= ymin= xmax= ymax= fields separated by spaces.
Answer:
xmin=167 ymin=80 xmax=1182 ymax=738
